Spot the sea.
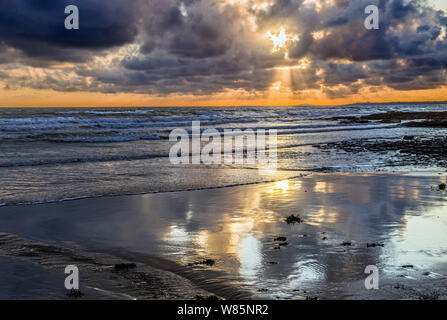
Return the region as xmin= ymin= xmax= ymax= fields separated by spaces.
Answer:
xmin=1 ymin=103 xmax=447 ymax=206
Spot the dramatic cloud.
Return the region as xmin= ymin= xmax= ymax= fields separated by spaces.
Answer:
xmin=0 ymin=0 xmax=140 ymax=65
xmin=0 ymin=0 xmax=446 ymax=102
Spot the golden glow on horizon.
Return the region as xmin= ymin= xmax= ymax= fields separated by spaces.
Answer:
xmin=1 ymin=85 xmax=446 ymax=107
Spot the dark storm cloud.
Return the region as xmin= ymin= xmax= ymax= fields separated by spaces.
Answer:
xmin=141 ymin=0 xmax=240 ymax=59
xmin=0 ymin=0 xmax=140 ymax=64
xmin=323 ymin=63 xmax=369 ymax=86
xmin=283 ymin=0 xmax=447 ymax=91
xmin=0 ymin=0 xmax=446 ymax=97
xmin=287 ymin=0 xmax=429 ymax=61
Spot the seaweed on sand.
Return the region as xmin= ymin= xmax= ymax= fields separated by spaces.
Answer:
xmin=188 ymin=259 xmax=215 ymax=267
xmin=367 ymin=242 xmax=384 ymax=248
xmin=114 ymin=263 xmax=137 ymax=271
xmin=284 ymin=214 xmax=303 ymax=224
xmin=67 ymin=289 xmax=84 ymax=299
xmin=196 ymin=295 xmax=219 ymax=301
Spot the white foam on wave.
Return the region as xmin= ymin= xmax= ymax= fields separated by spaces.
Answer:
xmin=50 ymin=135 xmax=161 ymax=143
xmin=0 ymin=114 xmax=261 ymax=132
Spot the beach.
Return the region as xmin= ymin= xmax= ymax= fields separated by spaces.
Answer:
xmin=1 ymin=105 xmax=447 ymax=300
xmin=1 ymin=172 xmax=446 ymax=300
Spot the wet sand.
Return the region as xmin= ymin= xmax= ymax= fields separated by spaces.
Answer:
xmin=0 ymin=172 xmax=446 ymax=300
xmin=0 ymin=233 xmax=216 ymax=300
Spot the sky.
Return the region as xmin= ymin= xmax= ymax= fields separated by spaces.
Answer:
xmin=432 ymin=0 xmax=447 ymax=12
xmin=0 ymin=0 xmax=446 ymax=107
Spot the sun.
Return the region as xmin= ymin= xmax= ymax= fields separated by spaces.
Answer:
xmin=267 ymin=28 xmax=297 ymax=52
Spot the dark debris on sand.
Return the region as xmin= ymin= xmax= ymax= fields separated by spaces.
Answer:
xmin=439 ymin=183 xmax=446 ymax=191
xmin=284 ymin=214 xmax=303 ymax=224
xmin=67 ymin=289 xmax=84 ymax=299
xmin=367 ymin=242 xmax=384 ymax=248
xmin=114 ymin=263 xmax=137 ymax=271
xmin=274 ymin=237 xmax=287 ymax=242
xmin=196 ymin=295 xmax=220 ymax=301
xmin=200 ymin=259 xmax=215 ymax=266
xmin=188 ymin=259 xmax=215 ymax=267
xmin=341 ymin=241 xmax=352 ymax=246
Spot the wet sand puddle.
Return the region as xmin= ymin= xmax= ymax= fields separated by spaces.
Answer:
xmin=0 ymin=173 xmax=446 ymax=299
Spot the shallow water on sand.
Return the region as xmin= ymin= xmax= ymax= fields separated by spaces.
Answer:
xmin=0 ymin=172 xmax=446 ymax=299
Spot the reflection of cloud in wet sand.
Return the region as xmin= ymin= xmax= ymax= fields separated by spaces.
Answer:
xmin=1 ymin=173 xmax=447 ymax=298
xmin=154 ymin=173 xmax=447 ymax=298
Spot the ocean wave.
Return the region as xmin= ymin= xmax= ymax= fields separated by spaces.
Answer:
xmin=0 ymin=116 xmax=147 ymax=127
xmin=0 ymin=132 xmax=163 ymax=143
xmin=275 ymin=123 xmax=399 ymax=135
xmin=1 ymin=108 xmax=396 ymax=136
xmin=0 ymin=152 xmax=172 ymax=168
xmin=184 ymin=123 xmax=399 ymax=135
xmin=0 ymin=117 xmax=78 ymax=130
xmin=0 ymin=121 xmax=398 ymax=144
xmin=44 ymin=135 xmax=161 ymax=143
xmin=0 ymin=115 xmax=261 ymax=132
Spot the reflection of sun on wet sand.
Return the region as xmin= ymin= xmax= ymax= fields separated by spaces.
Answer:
xmin=0 ymin=172 xmax=447 ymax=300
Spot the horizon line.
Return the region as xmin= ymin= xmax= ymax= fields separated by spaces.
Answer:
xmin=1 ymin=100 xmax=447 ymax=109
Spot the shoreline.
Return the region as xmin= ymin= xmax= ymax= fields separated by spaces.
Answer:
xmin=1 ymin=169 xmax=445 ymax=209
xmin=0 ymin=171 xmax=308 ymax=208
